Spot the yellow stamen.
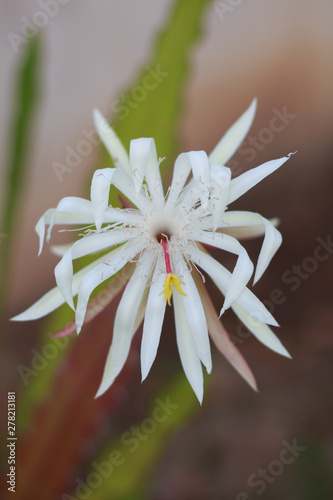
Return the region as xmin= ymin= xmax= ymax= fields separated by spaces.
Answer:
xmin=159 ymin=274 xmax=186 ymax=306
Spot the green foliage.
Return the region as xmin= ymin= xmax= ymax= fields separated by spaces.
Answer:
xmin=0 ymin=35 xmax=41 ymax=322
xmin=103 ymin=0 xmax=211 ymax=172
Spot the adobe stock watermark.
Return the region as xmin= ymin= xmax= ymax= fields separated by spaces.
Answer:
xmin=17 ymin=333 xmax=70 ymax=385
xmin=228 ymin=106 xmax=296 ymax=178
xmin=213 ymin=0 xmax=245 ymax=22
xmin=52 ymin=65 xmax=169 ymax=183
xmin=236 ymin=439 xmax=306 ymax=499
xmin=7 ymin=0 xmax=72 ymax=54
xmin=61 ymin=397 xmax=179 ymax=500
xmin=229 ymin=234 xmax=333 ymax=346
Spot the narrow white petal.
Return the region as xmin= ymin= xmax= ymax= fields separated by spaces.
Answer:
xmin=129 ymin=138 xmax=148 ymax=192
xmin=220 ymin=217 xmax=279 ymax=240
xmin=166 ymin=153 xmax=192 ymax=207
xmin=233 ymin=302 xmax=291 ymax=358
xmin=55 ymin=231 xmax=133 ymax=309
xmin=93 ymin=109 xmax=131 ymax=176
xmin=90 ymin=168 xmax=116 ymax=231
xmin=190 ymin=231 xmax=253 ymax=312
xmin=179 ymin=261 xmax=212 ymax=373
xmin=220 ymin=211 xmax=282 ymax=283
xmin=50 ymin=243 xmax=73 ymax=257
xmin=75 ymin=241 xmax=144 ymax=332
xmin=95 ymin=253 xmax=153 ymax=398
xmin=209 ymin=98 xmax=257 ymax=165
xmin=103 ymin=207 xmax=142 ymax=225
xmin=187 ymin=151 xmax=210 ymax=209
xmin=254 ymin=218 xmax=282 ymax=284
xmin=173 ymin=288 xmax=204 ymax=404
xmin=11 ymin=247 xmax=121 ymax=321
xmin=36 ymin=198 xmax=94 ymax=255
xmin=141 ymin=259 xmax=167 ymax=381
xmin=178 ymin=178 xmax=200 ymax=209
xmin=194 ymin=275 xmax=257 ymax=391
xmin=129 ymin=138 xmax=163 ymax=203
xmin=228 ymin=154 xmax=291 ymax=205
xmin=187 ymin=246 xmax=278 ymax=326
xmin=112 ymin=168 xmax=151 ymax=213
xmin=210 ymin=163 xmax=231 ymax=227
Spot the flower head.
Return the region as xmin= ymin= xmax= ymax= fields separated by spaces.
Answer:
xmin=13 ymin=99 xmax=292 ymax=403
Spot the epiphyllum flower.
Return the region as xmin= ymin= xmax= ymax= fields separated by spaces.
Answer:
xmin=13 ymin=99 xmax=292 ymax=403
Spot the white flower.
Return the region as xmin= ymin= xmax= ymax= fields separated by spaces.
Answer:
xmin=13 ymin=99 xmax=292 ymax=403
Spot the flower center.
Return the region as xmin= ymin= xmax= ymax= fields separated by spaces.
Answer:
xmin=154 ymin=229 xmax=173 ymax=243
xmin=148 ymin=215 xmax=183 ymax=244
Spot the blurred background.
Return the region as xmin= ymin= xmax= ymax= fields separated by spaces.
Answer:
xmin=1 ymin=0 xmax=333 ymax=499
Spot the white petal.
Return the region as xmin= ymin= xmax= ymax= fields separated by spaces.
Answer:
xmin=129 ymin=138 xmax=163 ymax=203
xmin=95 ymin=253 xmax=153 ymax=398
xmin=166 ymin=153 xmax=192 ymax=207
xmin=103 ymin=207 xmax=142 ymax=225
xmin=220 ymin=211 xmax=282 ymax=283
xmin=194 ymin=275 xmax=257 ymax=391
xmin=228 ymin=154 xmax=291 ymax=205
xmin=209 ymin=98 xmax=257 ymax=165
xmin=75 ymin=240 xmax=144 ymax=332
xmin=93 ymin=109 xmax=132 ymax=176
xmin=90 ymin=168 xmax=116 ymax=231
xmin=232 ymin=302 xmax=291 ymax=358
xmin=179 ymin=260 xmax=212 ymax=373
xmin=187 ymin=246 xmax=278 ymax=326
xmin=173 ymin=288 xmax=204 ymax=404
xmin=141 ymin=259 xmax=167 ymax=381
xmin=50 ymin=243 xmax=73 ymax=257
xmin=55 ymin=231 xmax=134 ymax=310
xmin=174 ymin=151 xmax=211 ymax=210
xmin=11 ymin=248 xmax=121 ymax=321
xmin=220 ymin=217 xmax=279 ymax=240
xmin=112 ymin=168 xmax=151 ymax=213
xmin=190 ymin=231 xmax=253 ymax=312
xmin=210 ymin=163 xmax=231 ymax=227
xmin=254 ymin=218 xmax=282 ymax=284
xmin=178 ymin=179 xmax=200 ymax=209
xmin=36 ymin=198 xmax=94 ymax=255
xmin=187 ymin=151 xmax=210 ymax=209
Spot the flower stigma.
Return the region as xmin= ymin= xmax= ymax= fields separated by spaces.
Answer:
xmin=159 ymin=239 xmax=186 ymax=305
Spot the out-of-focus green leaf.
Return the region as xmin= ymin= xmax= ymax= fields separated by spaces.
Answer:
xmin=104 ymin=0 xmax=212 ymax=179
xmin=0 ymin=35 xmax=41 ymax=322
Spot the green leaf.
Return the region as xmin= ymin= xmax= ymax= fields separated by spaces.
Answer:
xmin=103 ymin=0 xmax=212 ymax=174
xmin=0 ymin=34 xmax=41 ymax=322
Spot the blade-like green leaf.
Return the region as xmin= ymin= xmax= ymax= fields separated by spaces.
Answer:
xmin=0 ymin=35 xmax=41 ymax=322
xmin=104 ymin=0 xmax=212 ymax=174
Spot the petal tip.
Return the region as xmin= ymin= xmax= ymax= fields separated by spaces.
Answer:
xmin=281 ymin=347 xmax=292 ymax=359
xmin=94 ymin=384 xmax=107 ymax=399
xmin=250 ymin=97 xmax=258 ymax=111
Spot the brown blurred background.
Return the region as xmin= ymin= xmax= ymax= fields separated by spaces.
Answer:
xmin=1 ymin=0 xmax=333 ymax=498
